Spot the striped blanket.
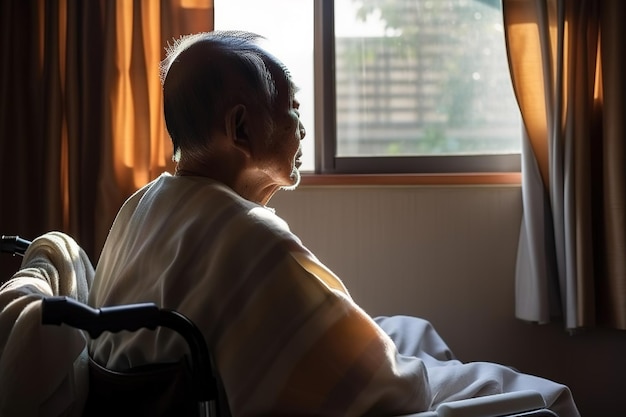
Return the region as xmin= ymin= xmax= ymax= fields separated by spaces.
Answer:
xmin=89 ymin=173 xmax=431 ymax=416
xmin=89 ymin=173 xmax=579 ymax=417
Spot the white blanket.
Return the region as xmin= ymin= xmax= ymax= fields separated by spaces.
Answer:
xmin=375 ymin=315 xmax=580 ymax=417
xmin=0 ymin=231 xmax=94 ymax=417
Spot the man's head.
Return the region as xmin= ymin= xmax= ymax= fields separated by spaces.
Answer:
xmin=160 ymin=31 xmax=305 ymax=204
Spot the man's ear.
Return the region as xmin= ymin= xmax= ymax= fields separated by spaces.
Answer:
xmin=226 ymin=104 xmax=251 ymax=157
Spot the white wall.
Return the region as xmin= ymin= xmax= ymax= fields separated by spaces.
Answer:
xmin=271 ymin=184 xmax=626 ymax=416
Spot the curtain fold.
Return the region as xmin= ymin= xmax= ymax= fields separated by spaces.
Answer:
xmin=0 ymin=0 xmax=213 ymax=282
xmin=503 ymin=0 xmax=626 ymax=330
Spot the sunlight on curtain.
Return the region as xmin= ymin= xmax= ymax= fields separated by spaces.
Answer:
xmin=112 ymin=1 xmax=163 ymax=189
xmin=1 ymin=0 xmax=211 ymax=260
xmin=110 ymin=0 xmax=213 ymax=191
xmin=502 ymin=3 xmax=556 ymax=190
xmin=57 ymin=0 xmax=70 ymax=229
xmin=96 ymin=0 xmax=213 ymax=254
xmin=504 ymin=0 xmax=626 ymax=330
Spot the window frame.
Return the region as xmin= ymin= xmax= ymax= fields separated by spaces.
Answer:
xmin=312 ymin=0 xmax=521 ymax=176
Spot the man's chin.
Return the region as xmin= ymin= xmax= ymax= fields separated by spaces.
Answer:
xmin=281 ymin=169 xmax=301 ymax=191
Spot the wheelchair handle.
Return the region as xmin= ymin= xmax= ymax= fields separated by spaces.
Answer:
xmin=41 ymin=296 xmax=161 ymax=338
xmin=1 ymin=235 xmax=31 ymax=256
xmin=41 ymin=296 xmax=218 ymax=402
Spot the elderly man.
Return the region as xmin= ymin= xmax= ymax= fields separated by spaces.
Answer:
xmin=88 ymin=30 xmax=579 ymax=417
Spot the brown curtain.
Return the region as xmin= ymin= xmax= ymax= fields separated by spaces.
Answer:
xmin=503 ymin=0 xmax=626 ymax=330
xmin=0 ymin=0 xmax=213 ymax=281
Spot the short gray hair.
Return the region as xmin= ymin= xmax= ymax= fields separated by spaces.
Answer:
xmin=160 ymin=30 xmax=288 ymax=162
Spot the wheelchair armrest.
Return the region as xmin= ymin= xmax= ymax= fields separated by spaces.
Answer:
xmin=397 ymin=390 xmax=547 ymax=417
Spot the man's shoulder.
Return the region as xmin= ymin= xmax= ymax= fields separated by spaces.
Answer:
xmin=141 ymin=174 xmax=298 ymax=242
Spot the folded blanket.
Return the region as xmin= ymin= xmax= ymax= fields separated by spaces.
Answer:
xmin=0 ymin=231 xmax=94 ymax=417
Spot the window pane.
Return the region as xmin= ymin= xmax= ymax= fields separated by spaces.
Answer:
xmin=214 ymin=0 xmax=315 ymax=171
xmin=334 ymin=0 xmax=521 ymax=158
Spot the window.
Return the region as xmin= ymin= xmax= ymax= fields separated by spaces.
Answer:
xmin=215 ymin=0 xmax=521 ymax=174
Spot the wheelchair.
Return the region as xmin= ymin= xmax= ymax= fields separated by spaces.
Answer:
xmin=1 ymin=235 xmax=557 ymax=417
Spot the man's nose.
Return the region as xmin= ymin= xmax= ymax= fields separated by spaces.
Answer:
xmin=299 ymin=123 xmax=306 ymax=140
